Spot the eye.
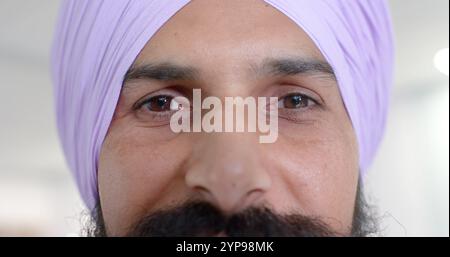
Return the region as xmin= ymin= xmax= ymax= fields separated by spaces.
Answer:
xmin=278 ymin=93 xmax=316 ymax=109
xmin=139 ymin=95 xmax=184 ymax=112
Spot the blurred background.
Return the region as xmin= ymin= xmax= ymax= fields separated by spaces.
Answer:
xmin=0 ymin=0 xmax=448 ymax=236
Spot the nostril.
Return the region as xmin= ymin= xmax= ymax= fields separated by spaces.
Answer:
xmin=192 ymin=185 xmax=215 ymax=203
xmin=241 ymin=189 xmax=265 ymax=207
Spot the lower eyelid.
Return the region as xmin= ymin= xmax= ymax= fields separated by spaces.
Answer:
xmin=277 ymin=104 xmax=321 ymax=120
xmin=135 ymin=108 xmax=175 ymax=123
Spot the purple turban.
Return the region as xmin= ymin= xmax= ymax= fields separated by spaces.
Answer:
xmin=51 ymin=0 xmax=395 ymax=210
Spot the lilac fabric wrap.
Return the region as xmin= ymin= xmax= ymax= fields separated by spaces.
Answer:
xmin=51 ymin=0 xmax=395 ymax=210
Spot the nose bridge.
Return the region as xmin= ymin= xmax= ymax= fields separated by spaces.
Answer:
xmin=185 ymin=132 xmax=271 ymax=213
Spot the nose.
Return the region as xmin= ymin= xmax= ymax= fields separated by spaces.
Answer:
xmin=185 ymin=133 xmax=271 ymax=214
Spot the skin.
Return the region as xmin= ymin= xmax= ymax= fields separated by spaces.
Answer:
xmin=98 ymin=0 xmax=359 ymax=236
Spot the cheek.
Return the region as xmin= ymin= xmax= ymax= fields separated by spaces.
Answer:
xmin=269 ymin=118 xmax=359 ymax=232
xmin=97 ymin=123 xmax=189 ymax=235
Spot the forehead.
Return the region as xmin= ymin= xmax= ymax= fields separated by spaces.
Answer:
xmin=133 ymin=0 xmax=326 ymax=68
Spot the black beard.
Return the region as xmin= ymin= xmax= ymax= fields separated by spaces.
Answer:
xmin=127 ymin=201 xmax=336 ymax=237
xmin=86 ymin=181 xmax=378 ymax=237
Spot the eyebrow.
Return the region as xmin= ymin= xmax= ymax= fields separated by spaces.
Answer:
xmin=123 ymin=62 xmax=199 ymax=84
xmin=123 ymin=57 xmax=336 ymax=86
xmin=259 ymin=57 xmax=336 ymax=81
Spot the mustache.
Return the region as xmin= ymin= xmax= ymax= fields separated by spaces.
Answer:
xmin=125 ymin=201 xmax=339 ymax=237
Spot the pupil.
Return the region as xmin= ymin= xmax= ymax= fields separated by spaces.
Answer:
xmin=157 ymin=96 xmax=168 ymax=107
xmin=290 ymin=95 xmax=302 ymax=107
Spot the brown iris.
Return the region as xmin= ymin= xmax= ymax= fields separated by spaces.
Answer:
xmin=144 ymin=95 xmax=174 ymax=112
xmin=281 ymin=94 xmax=310 ymax=109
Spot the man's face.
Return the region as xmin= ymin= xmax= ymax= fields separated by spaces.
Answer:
xmin=97 ymin=0 xmax=359 ymax=236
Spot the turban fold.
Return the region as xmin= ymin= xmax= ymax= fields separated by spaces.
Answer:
xmin=52 ymin=0 xmax=395 ymax=210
